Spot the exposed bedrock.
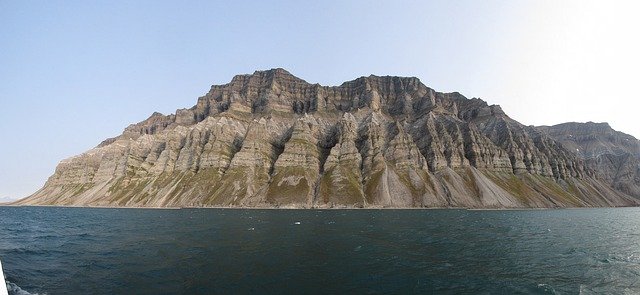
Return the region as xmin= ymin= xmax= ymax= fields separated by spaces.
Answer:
xmin=17 ymin=69 xmax=639 ymax=208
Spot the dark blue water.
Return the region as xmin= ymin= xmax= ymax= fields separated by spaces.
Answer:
xmin=1 ymin=207 xmax=639 ymax=294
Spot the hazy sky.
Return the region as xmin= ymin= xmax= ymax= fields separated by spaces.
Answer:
xmin=1 ymin=1 xmax=638 ymax=200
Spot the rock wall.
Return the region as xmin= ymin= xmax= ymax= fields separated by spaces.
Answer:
xmin=16 ymin=69 xmax=639 ymax=208
xmin=538 ymin=122 xmax=640 ymax=197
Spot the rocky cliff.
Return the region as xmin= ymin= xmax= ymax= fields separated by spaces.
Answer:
xmin=537 ymin=122 xmax=640 ymax=198
xmin=16 ymin=69 xmax=639 ymax=208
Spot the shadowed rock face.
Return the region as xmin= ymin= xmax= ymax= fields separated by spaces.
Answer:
xmin=537 ymin=122 xmax=640 ymax=198
xmin=17 ymin=69 xmax=639 ymax=208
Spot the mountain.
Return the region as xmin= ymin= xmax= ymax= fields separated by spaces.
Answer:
xmin=537 ymin=122 xmax=640 ymax=197
xmin=0 ymin=196 xmax=16 ymax=204
xmin=15 ymin=69 xmax=639 ymax=208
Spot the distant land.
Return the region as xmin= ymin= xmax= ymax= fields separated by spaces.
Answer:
xmin=14 ymin=69 xmax=640 ymax=208
xmin=0 ymin=196 xmax=17 ymax=204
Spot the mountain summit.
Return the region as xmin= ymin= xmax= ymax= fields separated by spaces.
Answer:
xmin=17 ymin=69 xmax=640 ymax=208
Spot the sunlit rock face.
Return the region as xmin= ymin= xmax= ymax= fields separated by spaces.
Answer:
xmin=17 ymin=69 xmax=639 ymax=208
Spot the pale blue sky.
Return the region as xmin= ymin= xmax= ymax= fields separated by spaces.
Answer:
xmin=1 ymin=1 xmax=638 ymax=200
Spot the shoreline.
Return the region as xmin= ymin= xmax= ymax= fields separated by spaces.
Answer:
xmin=1 ymin=204 xmax=637 ymax=211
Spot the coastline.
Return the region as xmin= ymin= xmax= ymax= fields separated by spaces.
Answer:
xmin=1 ymin=204 xmax=637 ymax=211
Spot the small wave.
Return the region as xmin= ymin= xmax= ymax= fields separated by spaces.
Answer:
xmin=5 ymin=248 xmax=65 ymax=256
xmin=6 ymin=248 xmax=47 ymax=256
xmin=6 ymin=280 xmax=44 ymax=295
xmin=579 ymin=284 xmax=597 ymax=295
xmin=537 ymin=283 xmax=558 ymax=294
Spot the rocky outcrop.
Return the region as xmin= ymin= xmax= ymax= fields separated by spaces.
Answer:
xmin=16 ymin=69 xmax=639 ymax=208
xmin=537 ymin=122 xmax=640 ymax=197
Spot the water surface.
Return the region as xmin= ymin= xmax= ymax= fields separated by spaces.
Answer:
xmin=1 ymin=207 xmax=639 ymax=294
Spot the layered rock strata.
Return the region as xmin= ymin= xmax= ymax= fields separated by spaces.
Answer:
xmin=537 ymin=122 xmax=640 ymax=198
xmin=17 ymin=69 xmax=639 ymax=208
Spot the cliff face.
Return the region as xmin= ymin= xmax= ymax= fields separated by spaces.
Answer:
xmin=17 ymin=69 xmax=639 ymax=208
xmin=537 ymin=122 xmax=640 ymax=198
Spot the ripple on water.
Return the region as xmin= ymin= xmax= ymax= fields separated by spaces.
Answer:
xmin=1 ymin=207 xmax=640 ymax=294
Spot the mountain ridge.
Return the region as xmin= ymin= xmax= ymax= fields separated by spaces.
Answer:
xmin=537 ymin=122 xmax=639 ymax=197
xmin=15 ymin=68 xmax=640 ymax=208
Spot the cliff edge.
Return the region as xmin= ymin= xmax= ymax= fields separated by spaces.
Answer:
xmin=16 ymin=69 xmax=639 ymax=208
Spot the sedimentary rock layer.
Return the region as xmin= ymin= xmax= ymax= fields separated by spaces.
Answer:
xmin=16 ymin=69 xmax=639 ymax=208
xmin=537 ymin=122 xmax=640 ymax=198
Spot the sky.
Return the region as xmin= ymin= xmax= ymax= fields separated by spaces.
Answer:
xmin=1 ymin=0 xmax=638 ymax=200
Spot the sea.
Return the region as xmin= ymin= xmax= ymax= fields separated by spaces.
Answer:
xmin=0 ymin=206 xmax=639 ymax=294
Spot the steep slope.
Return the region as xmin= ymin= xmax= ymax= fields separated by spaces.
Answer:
xmin=16 ymin=69 xmax=639 ymax=208
xmin=537 ymin=122 xmax=640 ymax=197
